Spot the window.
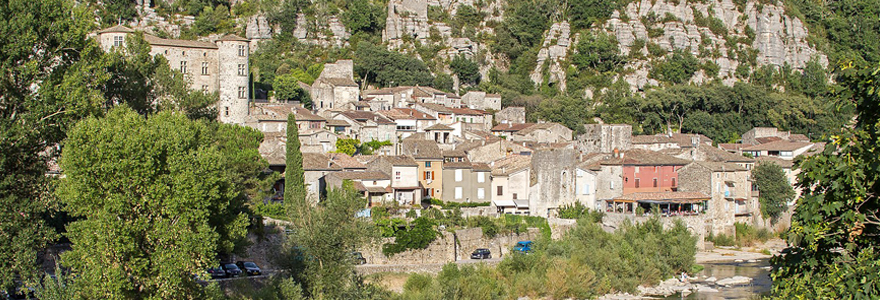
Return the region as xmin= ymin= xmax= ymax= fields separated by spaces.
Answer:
xmin=179 ymin=61 xmax=187 ymax=73
xmin=237 ymin=86 xmax=247 ymax=99
xmin=113 ymin=35 xmax=124 ymax=47
xmin=671 ymin=178 xmax=676 ymax=187
xmin=201 ymin=62 xmax=209 ymax=75
xmin=635 ymin=167 xmax=640 ymax=173
xmin=653 ymin=178 xmax=658 ymax=187
xmin=477 ymin=172 xmax=485 ymax=183
xmin=477 ymin=188 xmax=485 ymax=199
xmin=635 ymin=178 xmax=640 ymax=188
xmin=497 ymin=186 xmax=503 ymax=196
xmin=238 ymin=45 xmax=246 ymax=56
xmin=455 ymin=169 xmax=463 ymax=182
xmin=425 ymin=162 xmax=432 ymax=168
xmin=610 ymin=181 xmax=615 ymax=189
xmin=583 ymin=184 xmax=591 ymax=195
xmin=224 ymin=107 xmax=229 ymax=116
xmin=424 ymin=171 xmax=434 ymax=180
xmin=455 ymin=187 xmax=462 ymax=199
xmin=238 ymin=64 xmax=247 ymax=76
xmin=513 ymin=193 xmax=518 ymax=199
xmin=201 ymin=85 xmax=209 ymax=92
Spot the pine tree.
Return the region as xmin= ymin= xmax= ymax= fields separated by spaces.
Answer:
xmin=285 ymin=114 xmax=307 ymax=209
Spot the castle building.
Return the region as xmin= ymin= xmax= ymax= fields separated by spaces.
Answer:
xmin=95 ymin=25 xmax=251 ymax=124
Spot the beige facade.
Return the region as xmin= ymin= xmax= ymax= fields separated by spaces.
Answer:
xmin=678 ymin=162 xmax=751 ymax=235
xmin=95 ymin=25 xmax=250 ymax=124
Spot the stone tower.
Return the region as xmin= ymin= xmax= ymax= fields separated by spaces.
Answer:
xmin=216 ymin=34 xmax=250 ymax=124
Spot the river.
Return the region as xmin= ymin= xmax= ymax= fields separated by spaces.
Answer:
xmin=666 ymin=259 xmax=772 ymax=300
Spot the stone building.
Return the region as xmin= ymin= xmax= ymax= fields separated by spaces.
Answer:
xmin=325 ymin=171 xmax=392 ymax=206
xmin=576 ymin=124 xmax=633 ymax=154
xmin=461 ymin=91 xmax=502 ymax=111
xmin=311 ymin=60 xmax=359 ymax=113
xmin=490 ymin=155 xmax=532 ymax=215
xmin=367 ymin=156 xmax=422 ymax=205
xmin=495 ymin=107 xmax=526 ymax=124
xmin=678 ymin=161 xmax=751 ymax=235
xmin=575 ymin=163 xmax=600 ymax=211
xmin=441 ymin=150 xmax=491 ymax=204
xmin=96 ymin=25 xmax=251 ymax=124
xmin=530 ymin=147 xmax=577 ymax=217
xmin=332 ymin=111 xmax=398 ymax=144
xmin=507 ymin=123 xmax=573 ymax=143
xmin=400 ymin=139 xmax=444 ymax=200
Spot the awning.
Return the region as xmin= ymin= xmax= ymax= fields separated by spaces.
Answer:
xmin=493 ymin=200 xmax=516 ymax=207
xmin=514 ymin=199 xmax=529 ymax=208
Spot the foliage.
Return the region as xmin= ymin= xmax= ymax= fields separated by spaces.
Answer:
xmin=432 ymin=73 xmax=455 ymax=92
xmin=567 ymin=0 xmax=625 ymax=29
xmin=285 ymin=114 xmax=307 ymax=210
xmin=733 ymin=222 xmax=773 ymax=247
xmin=88 ymin=0 xmax=138 ymax=27
xmin=354 ymin=42 xmax=434 ymax=87
xmin=360 ymin=140 xmax=393 ymax=155
xmin=273 ymin=73 xmax=312 ymax=107
xmin=428 ymin=199 xmax=491 ymax=208
xmin=341 ymin=0 xmax=386 ymax=35
xmin=571 ymin=32 xmax=625 ymax=73
xmin=786 ymin=0 xmax=880 ymax=65
xmin=753 ymin=162 xmax=795 ymax=220
xmin=650 ymin=50 xmax=700 ymax=84
xmin=335 ymin=138 xmax=361 ymax=156
xmin=556 ymin=203 xmax=605 ymax=223
xmin=375 ymin=218 xmax=408 ymax=238
xmin=383 ymin=217 xmax=440 ymax=256
xmin=282 ymin=182 xmax=378 ymax=298
xmin=770 ymin=64 xmax=880 ymax=299
xmin=188 ymin=4 xmax=235 ymax=37
xmin=58 ymin=107 xmax=265 ymax=298
xmin=450 ymin=55 xmax=481 ymax=85
xmin=253 ymin=202 xmax=288 ymax=220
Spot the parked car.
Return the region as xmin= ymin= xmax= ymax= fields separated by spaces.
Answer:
xmin=207 ymin=266 xmax=227 ymax=279
xmin=513 ymin=241 xmax=533 ymax=253
xmin=470 ymin=248 xmax=492 ymax=259
xmin=221 ymin=263 xmax=242 ymax=278
xmin=350 ymin=252 xmax=367 ymax=265
xmin=235 ymin=261 xmax=262 ymax=276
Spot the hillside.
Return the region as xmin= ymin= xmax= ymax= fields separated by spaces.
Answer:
xmin=93 ymin=0 xmax=869 ymax=141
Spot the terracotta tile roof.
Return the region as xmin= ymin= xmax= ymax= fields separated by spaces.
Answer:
xmin=98 ymin=25 xmax=135 ymax=34
xmin=376 ymin=155 xmax=418 ymax=166
xmin=742 ymin=141 xmax=813 ymax=151
xmin=491 ymin=123 xmax=536 ymax=132
xmin=339 ymin=111 xmax=395 ymax=124
xmin=259 ymin=132 xmax=286 ymax=166
xmin=443 ymin=161 xmax=472 ymax=168
xmin=450 ymin=107 xmax=488 ymax=115
xmin=697 ymin=144 xmax=754 ymax=163
xmin=318 ymin=77 xmax=358 ymax=87
xmin=517 ymin=123 xmax=568 ymax=135
xmin=418 ymin=103 xmax=454 ymax=113
xmin=755 ymin=156 xmax=794 ymax=168
xmin=755 ymin=136 xmax=783 ymax=144
xmin=442 ymin=149 xmax=467 ymax=157
xmin=302 ymin=153 xmax=343 ymax=171
xmin=633 ymin=134 xmax=674 ymax=144
xmin=613 ymin=191 xmax=710 ymax=203
xmin=471 ymin=163 xmax=491 ymax=171
xmin=327 ymin=153 xmax=366 ymax=169
xmin=490 ymin=155 xmax=531 ymax=176
xmin=425 ymin=123 xmax=453 ymax=131
xmin=718 ymin=143 xmax=743 ymax=151
xmin=599 ymin=149 xmax=690 ymax=166
xmin=143 ymin=34 xmax=218 ymax=49
xmin=364 ymin=86 xmax=413 ymax=95
xmin=325 ymin=119 xmax=351 ymax=126
xmin=327 ymin=171 xmax=390 ymax=181
xmin=217 ymin=34 xmax=249 ymax=42
xmin=401 ymin=140 xmax=443 ymax=159
xmin=789 ymin=134 xmax=810 ymax=142
xmin=251 ymin=103 xmax=325 ymax=121
xmin=688 ymin=161 xmax=748 ymax=172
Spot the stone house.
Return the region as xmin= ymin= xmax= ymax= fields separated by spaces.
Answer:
xmin=377 ymin=108 xmax=437 ymax=139
xmin=742 ymin=127 xmax=792 ymax=145
xmin=326 ymin=153 xmax=367 ymax=171
xmin=598 ymin=149 xmax=690 ymax=195
xmin=302 ymin=153 xmax=343 ymax=203
xmin=490 ymin=155 xmax=532 ymax=215
xmin=298 ymin=129 xmax=338 ymax=153
xmin=593 ymin=161 xmax=624 ymax=209
xmin=490 ymin=123 xmax=535 ymax=138
xmin=495 ymin=107 xmax=526 ymax=124
xmin=741 ymin=140 xmax=815 ymax=160
xmin=367 ymin=156 xmax=422 ymax=205
xmin=461 ymin=91 xmax=502 ymax=111
xmin=245 ymin=103 xmax=326 ymax=133
xmin=450 ymin=107 xmax=493 ymax=132
xmin=364 ymin=86 xmax=414 ymax=109
xmin=441 ymin=150 xmax=491 ymax=204
xmin=633 ymin=133 xmax=713 ymax=151
xmin=96 ymin=25 xmax=250 ymax=124
xmin=576 ymin=124 xmax=633 ymax=154
xmin=457 ymin=139 xmax=533 ymax=163
xmin=508 ymin=122 xmax=572 ymax=143
xmin=332 ymin=111 xmax=398 ymax=144
xmin=575 ymin=163 xmax=599 ymax=211
xmin=678 ymin=161 xmax=752 ymax=235
xmin=325 ymin=171 xmax=392 ymax=206
xmin=530 ymin=147 xmax=577 ymax=217
xmin=400 ymin=139 xmax=444 ymax=200
xmin=311 ymin=60 xmax=359 ymax=113
xmin=412 ymin=86 xmax=461 ymax=108
xmin=424 ymin=124 xmax=456 ymax=145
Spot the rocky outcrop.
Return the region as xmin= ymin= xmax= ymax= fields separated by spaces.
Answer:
xmin=604 ymin=0 xmax=826 ymax=91
xmin=530 ymin=22 xmax=576 ymax=92
xmin=246 ymin=15 xmax=273 ymax=40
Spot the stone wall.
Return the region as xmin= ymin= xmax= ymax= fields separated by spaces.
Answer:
xmin=495 ymin=107 xmax=526 ymax=124
xmin=577 ymin=124 xmax=633 ymax=154
xmin=530 ymin=148 xmax=577 ymax=217
xmin=359 ymin=227 xmax=539 ymax=265
xmin=603 ymin=213 xmax=708 ymax=250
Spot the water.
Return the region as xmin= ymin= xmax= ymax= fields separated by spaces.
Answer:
xmin=667 ymin=260 xmax=772 ymax=300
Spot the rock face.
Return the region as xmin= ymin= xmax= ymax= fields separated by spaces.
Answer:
xmin=603 ymin=0 xmax=827 ymax=91
xmin=530 ymin=22 xmax=576 ymax=92
xmin=246 ymin=15 xmax=273 ymax=40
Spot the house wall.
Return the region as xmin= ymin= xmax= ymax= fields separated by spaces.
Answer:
xmin=575 ymin=169 xmax=598 ymax=210
xmin=622 ymin=165 xmax=682 ymax=194
xmin=495 ymin=107 xmax=525 ymax=124
xmin=441 ymin=168 xmax=491 ymax=203
xmin=577 ymin=124 xmax=633 ymax=154
xmin=216 ymin=39 xmax=249 ymax=124
xmin=531 ymin=148 xmax=576 ymax=217
xmin=632 ymin=142 xmax=680 ymax=151
xmin=303 ymin=170 xmax=329 ymax=204
xmin=417 ymin=160 xmax=444 ymax=199
xmin=595 ymin=165 xmax=624 ymax=208
xmin=391 ymin=165 xmax=419 ymax=188
xmin=332 ymin=85 xmax=360 ymax=110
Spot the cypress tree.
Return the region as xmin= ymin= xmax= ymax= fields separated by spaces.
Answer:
xmin=284 ymin=114 xmax=307 ymax=208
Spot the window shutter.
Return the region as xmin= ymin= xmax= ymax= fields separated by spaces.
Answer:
xmin=431 ymin=171 xmax=435 ymax=180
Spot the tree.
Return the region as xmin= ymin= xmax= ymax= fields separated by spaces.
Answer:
xmin=354 ymin=42 xmax=434 ymax=87
xmin=571 ymin=32 xmax=625 ymax=73
xmin=341 ymin=0 xmax=385 ymax=35
xmin=334 ymin=138 xmax=360 ymax=156
xmin=753 ymin=162 xmax=795 ymax=221
xmin=770 ymin=64 xmax=880 ymax=298
xmin=450 ymin=55 xmax=481 ymax=86
xmin=57 ymin=107 xmax=265 ymax=299
xmin=285 ymin=114 xmax=307 ymax=209
xmin=274 ymin=74 xmax=312 ymax=108
xmin=649 ymin=50 xmax=700 ymax=84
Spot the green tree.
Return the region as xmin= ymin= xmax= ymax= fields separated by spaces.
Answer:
xmin=571 ymin=32 xmax=624 ymax=73
xmin=450 ymin=55 xmax=481 ymax=85
xmin=433 ymin=73 xmax=455 ymax=92
xmin=274 ymin=74 xmax=312 ymax=108
xmin=354 ymin=42 xmax=434 ymax=87
xmin=753 ymin=162 xmax=795 ymax=221
xmin=285 ymin=114 xmax=307 ymax=209
xmin=341 ymin=0 xmax=385 ymax=35
xmin=650 ymin=50 xmax=700 ymax=84
xmin=334 ymin=138 xmax=361 ymax=156
xmin=770 ymin=64 xmax=880 ymax=298
xmin=57 ymin=107 xmax=265 ymax=299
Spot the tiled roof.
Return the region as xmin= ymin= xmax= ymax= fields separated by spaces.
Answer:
xmin=450 ymin=107 xmax=488 ymax=115
xmin=327 ymin=153 xmax=366 ymax=169
xmin=401 ymin=140 xmax=443 ymax=159
xmin=443 ymin=161 xmax=472 ymax=169
xmin=689 ymin=161 xmax=748 ymax=172
xmin=613 ymin=191 xmax=710 ymax=203
xmin=697 ymin=144 xmax=754 ymax=163
xmin=98 ymin=25 xmax=135 ymax=34
xmin=742 ymin=141 xmax=813 ymax=151
xmin=471 ymin=163 xmax=491 ymax=171
xmin=755 ymin=136 xmax=783 ymax=144
xmin=517 ymin=123 xmax=568 ymax=135
xmin=491 ymin=123 xmax=536 ymax=132
xmin=327 ymin=171 xmax=390 ymax=181
xmin=217 ymin=34 xmax=249 ymax=42
xmin=143 ymin=34 xmax=218 ymax=49
xmin=378 ymin=108 xmax=436 ymax=120
xmin=755 ymin=156 xmax=794 ymax=168
xmin=302 ymin=153 xmax=343 ymax=171
xmin=251 ymin=104 xmax=325 ymax=121
xmin=259 ymin=132 xmax=286 ymax=166
xmin=318 ymin=77 xmax=358 ymax=87
xmin=364 ymin=86 xmax=413 ymax=95
xmin=490 ymin=155 xmax=531 ymax=176
xmin=425 ymin=123 xmax=453 ymax=131
xmin=632 ymin=134 xmax=675 ymax=144
xmin=418 ymin=103 xmax=454 ymax=113
xmin=789 ymin=134 xmax=810 ymax=142
xmin=718 ymin=143 xmax=743 ymax=151
xmin=325 ymin=119 xmax=351 ymax=126
xmin=339 ymin=111 xmax=395 ymax=124
xmin=599 ymin=149 xmax=690 ymax=166
xmin=442 ymin=149 xmax=467 ymax=157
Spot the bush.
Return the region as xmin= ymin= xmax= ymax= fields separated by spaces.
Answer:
xmin=557 ymin=202 xmax=604 ymax=223
xmin=382 ymin=217 xmax=439 ymax=256
xmin=734 ymin=222 xmax=772 ymax=246
xmin=253 ymin=202 xmax=287 ymax=220
xmin=707 ymin=232 xmax=736 ymax=247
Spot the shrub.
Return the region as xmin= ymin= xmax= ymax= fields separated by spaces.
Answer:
xmin=382 ymin=217 xmax=439 ymax=256
xmin=252 ymin=202 xmax=287 ymax=220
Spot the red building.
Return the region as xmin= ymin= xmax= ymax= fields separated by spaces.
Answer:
xmin=605 ymin=149 xmax=691 ymax=195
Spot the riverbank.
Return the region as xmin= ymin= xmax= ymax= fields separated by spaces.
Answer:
xmin=697 ymin=238 xmax=786 ymax=263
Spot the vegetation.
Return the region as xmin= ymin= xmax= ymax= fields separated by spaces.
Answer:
xmin=354 ymin=42 xmax=434 ymax=87
xmin=334 ymin=139 xmax=393 ymax=156
xmin=285 ymin=114 xmax=307 ymax=208
xmin=450 ymin=55 xmax=481 ymax=86
xmin=58 ymin=107 xmax=264 ymax=298
xmin=753 ymin=162 xmax=795 ymax=221
xmin=382 ymin=217 xmax=440 ymax=256
xmin=273 ymin=74 xmax=312 ymax=107
xmin=571 ymin=32 xmax=625 ymax=74
xmin=398 ymin=217 xmax=696 ymax=299
xmin=706 ymin=222 xmax=773 ymax=247
xmin=556 ymin=203 xmax=605 ymax=223
xmin=650 ymin=50 xmax=701 ymax=84
xmin=769 ymin=64 xmax=880 ymax=299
